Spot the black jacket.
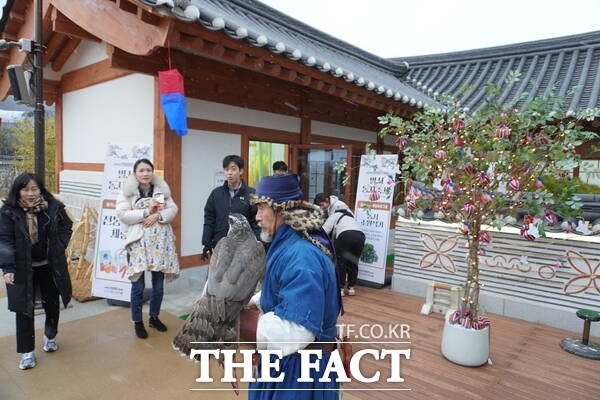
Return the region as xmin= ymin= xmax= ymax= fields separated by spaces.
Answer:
xmin=0 ymin=198 xmax=73 ymax=316
xmin=202 ymin=181 xmax=260 ymax=250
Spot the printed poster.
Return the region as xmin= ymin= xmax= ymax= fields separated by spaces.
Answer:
xmin=354 ymin=154 xmax=399 ymax=285
xmin=91 ymin=143 xmax=152 ymax=301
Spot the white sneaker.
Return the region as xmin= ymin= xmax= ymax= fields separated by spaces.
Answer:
xmin=347 ymin=287 xmax=356 ymax=296
xmin=43 ymin=336 xmax=58 ymax=352
xmin=340 ymin=289 xmax=345 ymax=297
xmin=19 ymin=352 xmax=36 ymax=370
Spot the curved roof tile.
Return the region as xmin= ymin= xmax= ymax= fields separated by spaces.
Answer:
xmin=391 ymin=31 xmax=600 ymax=112
xmin=140 ymin=0 xmax=435 ymax=109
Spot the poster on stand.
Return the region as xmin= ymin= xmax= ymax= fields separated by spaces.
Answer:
xmin=91 ymin=143 xmax=153 ymax=301
xmin=354 ymin=154 xmax=399 ymax=286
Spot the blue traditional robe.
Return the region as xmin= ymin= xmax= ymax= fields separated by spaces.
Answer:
xmin=249 ymin=224 xmax=341 ymax=399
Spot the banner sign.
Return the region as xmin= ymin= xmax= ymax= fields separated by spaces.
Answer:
xmin=354 ymin=154 xmax=399 ymax=285
xmin=91 ymin=143 xmax=152 ymax=301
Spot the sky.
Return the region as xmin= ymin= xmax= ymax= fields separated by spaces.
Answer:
xmin=260 ymin=0 xmax=600 ymax=58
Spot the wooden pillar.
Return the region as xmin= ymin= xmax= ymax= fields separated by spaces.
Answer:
xmin=241 ymin=134 xmax=249 ymax=183
xmin=300 ymin=117 xmax=311 ymax=144
xmin=153 ymin=77 xmax=182 ymax=257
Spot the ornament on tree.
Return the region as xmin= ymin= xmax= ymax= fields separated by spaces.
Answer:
xmin=432 ymin=178 xmax=443 ymax=191
xmin=443 ymin=182 xmax=456 ymax=194
xmin=495 ymin=124 xmax=511 ymax=138
xmin=479 ymin=231 xmax=491 ymax=243
xmin=434 ymin=149 xmax=446 ymax=160
xmin=395 ymin=137 xmax=410 ymax=148
xmin=534 ymin=177 xmax=544 ymax=189
xmin=416 ymin=155 xmax=427 ymax=163
xmin=475 ymin=172 xmax=491 ymax=186
xmin=463 ymin=201 xmax=475 ymax=214
xmin=408 ymin=186 xmax=423 ymax=199
xmin=463 ymin=163 xmax=475 ymax=174
xmin=480 ymin=191 xmax=493 ymax=203
xmin=453 ymin=137 xmax=466 ymax=147
xmin=406 ymin=199 xmax=417 ymax=210
xmin=520 ymin=224 xmax=540 ymax=241
xmin=508 ymin=178 xmax=521 ymax=191
xmin=452 ymin=119 xmax=465 ymax=131
xmin=544 ymin=211 xmax=558 ymax=226
xmin=459 ymin=222 xmax=471 ymax=234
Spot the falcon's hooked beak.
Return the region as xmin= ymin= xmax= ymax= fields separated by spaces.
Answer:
xmin=228 ymin=215 xmax=237 ymax=226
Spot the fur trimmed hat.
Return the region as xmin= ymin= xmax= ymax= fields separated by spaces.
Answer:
xmin=250 ymin=174 xmax=332 ymax=258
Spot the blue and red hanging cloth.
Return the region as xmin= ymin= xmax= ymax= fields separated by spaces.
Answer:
xmin=158 ymin=68 xmax=188 ymax=136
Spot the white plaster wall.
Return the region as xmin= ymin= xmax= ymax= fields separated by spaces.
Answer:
xmin=187 ymin=98 xmax=300 ymax=133
xmin=63 ymin=74 xmax=154 ymax=163
xmin=60 ymin=41 xmax=108 ymax=75
xmin=181 ymin=130 xmax=241 ymax=256
xmin=43 ymin=41 xmax=108 ymax=81
xmin=311 ymin=120 xmax=376 ymax=143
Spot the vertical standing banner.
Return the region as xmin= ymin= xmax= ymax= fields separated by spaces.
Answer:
xmin=354 ymin=154 xmax=399 ymax=286
xmin=91 ymin=143 xmax=153 ymax=301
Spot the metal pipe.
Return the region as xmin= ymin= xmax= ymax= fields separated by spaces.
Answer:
xmin=33 ymin=0 xmax=45 ymax=182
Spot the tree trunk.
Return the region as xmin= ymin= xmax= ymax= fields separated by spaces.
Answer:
xmin=460 ymin=219 xmax=481 ymax=325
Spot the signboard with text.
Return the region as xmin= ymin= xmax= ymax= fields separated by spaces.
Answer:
xmin=354 ymin=154 xmax=398 ymax=285
xmin=91 ymin=143 xmax=152 ymax=301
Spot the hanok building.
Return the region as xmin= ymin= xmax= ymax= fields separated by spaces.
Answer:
xmin=0 ymin=1 xmax=600 ymax=285
xmin=0 ymin=0 xmax=430 ymax=268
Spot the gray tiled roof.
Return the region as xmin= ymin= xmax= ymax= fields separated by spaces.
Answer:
xmin=390 ymin=31 xmax=600 ymax=113
xmin=139 ymin=0 xmax=435 ymax=109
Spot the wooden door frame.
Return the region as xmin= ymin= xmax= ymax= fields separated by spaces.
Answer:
xmin=289 ymin=144 xmax=353 ymax=203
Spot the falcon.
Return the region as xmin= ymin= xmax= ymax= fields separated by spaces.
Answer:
xmin=172 ymin=213 xmax=265 ymax=357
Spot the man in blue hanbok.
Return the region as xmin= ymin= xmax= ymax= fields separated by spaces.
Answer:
xmin=247 ymin=173 xmax=342 ymax=399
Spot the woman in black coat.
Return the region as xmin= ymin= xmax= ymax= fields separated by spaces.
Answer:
xmin=0 ymin=172 xmax=73 ymax=370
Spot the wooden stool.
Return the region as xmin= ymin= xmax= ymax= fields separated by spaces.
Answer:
xmin=559 ymin=309 xmax=600 ymax=359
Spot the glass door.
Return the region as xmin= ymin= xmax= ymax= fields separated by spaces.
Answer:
xmin=290 ymin=144 xmax=353 ymax=205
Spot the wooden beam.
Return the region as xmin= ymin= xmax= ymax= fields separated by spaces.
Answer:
xmin=1 ymin=32 xmax=16 ymax=41
xmin=180 ymin=254 xmax=209 ymax=268
xmin=265 ymin=63 xmax=281 ymax=76
xmin=62 ymin=162 xmax=105 ymax=172
xmin=188 ymin=118 xmax=301 ymax=144
xmin=45 ymin=32 xmax=69 ymax=64
xmin=49 ymin=0 xmax=172 ymax=55
xmin=52 ymin=37 xmax=82 ymax=72
xmin=51 ymin=9 xmax=101 ymax=42
xmin=108 ymin=45 xmax=168 ymax=75
xmin=9 ymin=11 xmax=25 ymax=25
xmin=170 ymin=21 xmax=415 ymax=116
xmin=61 ymin=59 xmax=131 ymax=93
xmin=44 ymin=79 xmax=61 ymax=105
xmin=300 ymin=117 xmax=311 ymax=144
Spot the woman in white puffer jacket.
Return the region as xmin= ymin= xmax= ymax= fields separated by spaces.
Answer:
xmin=116 ymin=158 xmax=179 ymax=339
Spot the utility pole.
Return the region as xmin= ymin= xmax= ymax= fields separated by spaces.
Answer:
xmin=33 ymin=0 xmax=44 ymax=181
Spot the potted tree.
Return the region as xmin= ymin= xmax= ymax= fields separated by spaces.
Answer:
xmin=379 ymin=72 xmax=599 ymax=366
